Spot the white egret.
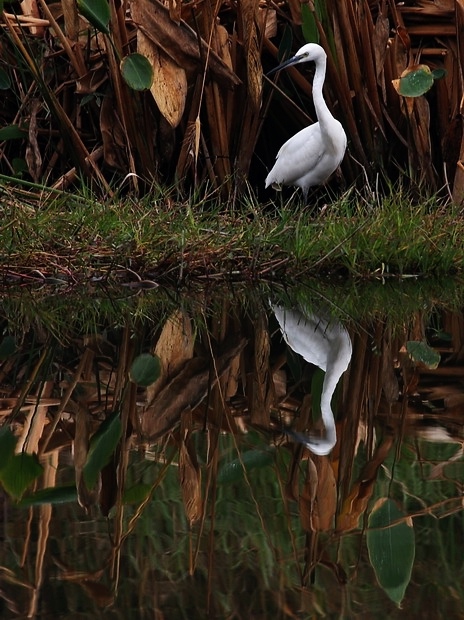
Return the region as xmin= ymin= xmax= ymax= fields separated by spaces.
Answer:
xmin=272 ymin=305 xmax=352 ymax=455
xmin=265 ymin=43 xmax=347 ymax=199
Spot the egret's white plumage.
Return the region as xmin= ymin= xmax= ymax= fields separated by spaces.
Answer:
xmin=272 ymin=305 xmax=352 ymax=455
xmin=266 ymin=43 xmax=346 ymax=199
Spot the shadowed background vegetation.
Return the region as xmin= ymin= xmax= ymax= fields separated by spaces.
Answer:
xmin=0 ymin=0 xmax=462 ymax=200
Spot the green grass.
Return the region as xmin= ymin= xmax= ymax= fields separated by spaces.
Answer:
xmin=1 ymin=179 xmax=464 ymax=287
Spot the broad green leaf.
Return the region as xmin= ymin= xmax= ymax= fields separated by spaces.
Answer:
xmin=406 ymin=341 xmax=440 ymax=369
xmin=394 ymin=65 xmax=436 ymax=97
xmin=367 ymin=498 xmax=415 ymax=606
xmin=432 ymin=68 xmax=446 ymax=81
xmin=0 ymin=335 xmax=16 ymax=360
xmin=0 ymin=426 xmax=17 ymax=471
xmin=12 ymin=158 xmax=28 ymax=175
xmin=77 ymin=0 xmax=110 ymax=35
xmin=19 ymin=485 xmax=77 ymax=506
xmin=122 ymin=483 xmax=152 ymax=504
xmin=0 ymin=452 xmax=43 ymax=500
xmin=301 ymin=4 xmax=319 ymax=44
xmin=83 ymin=412 xmax=122 ymax=490
xmin=120 ymin=54 xmax=153 ymax=91
xmin=218 ymin=449 xmax=274 ymax=484
xmin=0 ymin=125 xmax=27 ymax=140
xmin=129 ymin=353 xmax=161 ymax=387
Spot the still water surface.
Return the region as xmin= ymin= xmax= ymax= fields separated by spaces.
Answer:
xmin=0 ymin=280 xmax=463 ymax=619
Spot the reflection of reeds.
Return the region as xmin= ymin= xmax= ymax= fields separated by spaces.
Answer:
xmin=1 ymin=300 xmax=464 ymax=615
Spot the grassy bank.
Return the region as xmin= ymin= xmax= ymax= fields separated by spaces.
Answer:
xmin=1 ymin=180 xmax=463 ymax=288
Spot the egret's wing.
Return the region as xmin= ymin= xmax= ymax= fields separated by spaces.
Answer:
xmin=271 ymin=305 xmax=330 ymax=370
xmin=272 ymin=305 xmax=352 ymax=373
xmin=266 ymin=124 xmax=324 ymax=187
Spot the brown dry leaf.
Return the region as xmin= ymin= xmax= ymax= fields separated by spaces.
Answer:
xmin=286 ymin=0 xmax=303 ymax=24
xmin=406 ymin=96 xmax=432 ymax=181
xmin=223 ymin=349 xmax=241 ymax=400
xmin=16 ymin=381 xmax=53 ymax=454
xmin=100 ymin=93 xmax=127 ymax=170
xmin=312 ymin=457 xmax=337 ymax=531
xmin=131 ymin=0 xmax=240 ymax=89
xmin=249 ymin=315 xmax=274 ymax=426
xmin=20 ymin=0 xmax=44 ymax=36
xmin=298 ymin=456 xmax=336 ymax=532
xmin=168 ymin=0 xmax=181 ymax=24
xmin=215 ymin=24 xmax=233 ymax=71
xmin=373 ymin=13 xmax=390 ymax=86
xmin=241 ymin=0 xmax=262 ymax=112
xmin=28 ymin=451 xmax=58 ymax=618
xmin=205 ymin=82 xmax=231 ymax=183
xmin=138 ymin=31 xmax=187 ymax=128
xmin=140 ymin=337 xmax=247 ymax=441
xmin=61 ymin=0 xmax=80 ymax=41
xmin=299 ymin=457 xmax=318 ymax=532
xmin=179 ymin=416 xmax=203 ymax=525
xmin=272 ymin=368 xmax=287 ymax=401
xmin=147 ymin=310 xmax=194 ymax=403
xmin=257 ymin=7 xmax=277 ymax=39
xmin=26 ymin=99 xmax=42 ymax=183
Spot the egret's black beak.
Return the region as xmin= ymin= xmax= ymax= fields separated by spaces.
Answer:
xmin=266 ymin=53 xmax=304 ymax=77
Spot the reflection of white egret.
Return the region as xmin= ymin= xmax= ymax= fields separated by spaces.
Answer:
xmin=272 ymin=306 xmax=352 ymax=455
xmin=265 ymin=43 xmax=347 ymax=199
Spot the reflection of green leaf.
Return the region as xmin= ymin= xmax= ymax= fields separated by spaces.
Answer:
xmin=120 ymin=54 xmax=153 ymax=91
xmin=19 ymin=485 xmax=77 ymax=506
xmin=77 ymin=0 xmax=110 ymax=34
xmin=83 ymin=412 xmax=122 ymax=490
xmin=123 ymin=483 xmax=152 ymax=504
xmin=0 ymin=453 xmax=43 ymax=500
xmin=12 ymin=158 xmax=28 ymax=175
xmin=0 ymin=427 xmax=17 ymax=470
xmin=0 ymin=125 xmax=27 ymax=140
xmin=130 ymin=353 xmax=161 ymax=386
xmin=367 ymin=498 xmax=415 ymax=606
xmin=406 ymin=341 xmax=440 ymax=369
xmin=218 ymin=449 xmax=274 ymax=484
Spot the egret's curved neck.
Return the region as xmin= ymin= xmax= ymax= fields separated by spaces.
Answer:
xmin=320 ymin=371 xmax=339 ymax=424
xmin=312 ymin=54 xmax=335 ymax=136
xmin=315 ymin=360 xmax=345 ymax=454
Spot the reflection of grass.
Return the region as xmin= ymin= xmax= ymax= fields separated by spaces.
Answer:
xmin=1 ymin=253 xmax=464 ymax=347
